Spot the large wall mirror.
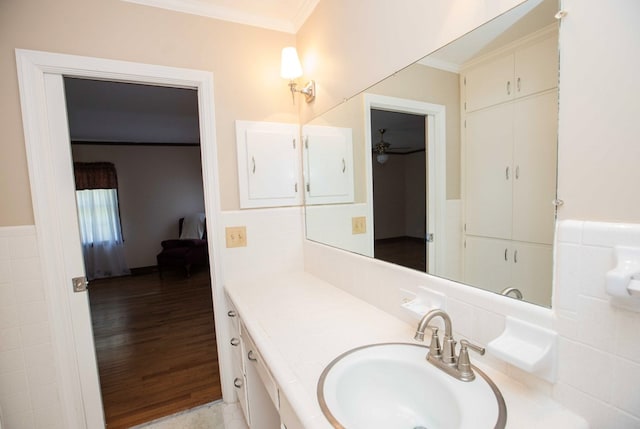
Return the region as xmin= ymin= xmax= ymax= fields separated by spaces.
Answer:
xmin=303 ymin=0 xmax=558 ymax=308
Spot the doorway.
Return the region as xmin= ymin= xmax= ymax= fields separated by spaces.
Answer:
xmin=16 ymin=50 xmax=231 ymax=428
xmin=364 ymin=94 xmax=446 ymax=277
xmin=63 ymin=78 xmax=221 ymax=427
xmin=370 ymin=109 xmax=428 ymax=272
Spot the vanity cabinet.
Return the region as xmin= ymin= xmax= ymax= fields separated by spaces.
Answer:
xmin=227 ymin=301 xmax=250 ymax=420
xmin=236 ymin=120 xmax=302 ymax=209
xmin=226 ymin=300 xmax=280 ymax=428
xmin=242 ymin=323 xmax=281 ymax=429
xmin=226 ymin=295 xmax=305 ymax=429
xmin=463 ymin=30 xmax=558 ymax=112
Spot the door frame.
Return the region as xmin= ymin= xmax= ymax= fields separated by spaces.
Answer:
xmin=364 ymin=94 xmax=446 ymax=275
xmin=15 ymin=49 xmax=231 ymax=428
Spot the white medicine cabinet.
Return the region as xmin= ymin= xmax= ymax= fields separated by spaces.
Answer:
xmin=236 ymin=120 xmax=302 ymax=208
xmin=302 ymin=124 xmax=354 ymax=205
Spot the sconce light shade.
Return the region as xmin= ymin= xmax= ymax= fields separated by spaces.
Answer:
xmin=281 ymin=47 xmax=303 ymax=80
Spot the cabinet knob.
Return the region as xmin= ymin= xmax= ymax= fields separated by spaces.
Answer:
xmin=517 ymin=77 xmax=521 ymax=92
xmin=230 ymin=337 xmax=240 ymax=346
xmin=248 ymin=350 xmax=258 ymax=362
xmin=234 ymin=378 xmax=243 ymax=388
xmin=506 ymin=80 xmax=511 ymax=95
xmin=505 ymin=166 xmax=510 ymax=180
xmin=514 ymin=250 xmax=519 ymax=263
xmin=504 ymin=248 xmax=508 ymax=261
xmin=227 ymin=310 xmax=237 ymax=318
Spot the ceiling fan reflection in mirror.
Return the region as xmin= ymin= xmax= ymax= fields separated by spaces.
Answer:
xmin=373 ymin=128 xmax=410 ymax=165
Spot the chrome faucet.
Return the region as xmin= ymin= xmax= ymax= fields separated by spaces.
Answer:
xmin=414 ymin=309 xmax=485 ymax=382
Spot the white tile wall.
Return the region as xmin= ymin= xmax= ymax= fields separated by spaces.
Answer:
xmin=0 ymin=226 xmax=64 ymax=429
xmin=219 ymin=206 xmax=305 ymax=284
xmin=553 ymin=220 xmax=640 ymax=426
xmin=303 ymin=220 xmax=640 ymax=427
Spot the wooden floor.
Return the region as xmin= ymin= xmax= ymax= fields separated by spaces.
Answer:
xmin=375 ymin=236 xmax=427 ymax=272
xmin=88 ymin=268 xmax=221 ymax=429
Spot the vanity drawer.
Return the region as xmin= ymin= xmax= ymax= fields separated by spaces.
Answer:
xmin=241 ymin=323 xmax=279 ymax=409
xmin=226 ymin=294 xmax=240 ymax=335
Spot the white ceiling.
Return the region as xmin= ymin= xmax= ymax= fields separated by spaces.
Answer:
xmin=122 ymin=0 xmax=319 ymax=33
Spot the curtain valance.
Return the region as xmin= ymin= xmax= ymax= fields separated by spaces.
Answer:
xmin=74 ymin=162 xmax=118 ymax=190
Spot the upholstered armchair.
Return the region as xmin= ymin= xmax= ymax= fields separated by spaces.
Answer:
xmin=156 ymin=216 xmax=208 ymax=277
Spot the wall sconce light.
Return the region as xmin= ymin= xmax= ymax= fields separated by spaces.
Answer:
xmin=374 ymin=128 xmax=391 ymax=165
xmin=280 ymin=47 xmax=315 ymax=103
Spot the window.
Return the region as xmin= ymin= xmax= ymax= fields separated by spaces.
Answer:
xmin=75 ymin=188 xmax=124 ymax=245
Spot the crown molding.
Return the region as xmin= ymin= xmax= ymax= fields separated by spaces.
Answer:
xmin=123 ymin=0 xmax=297 ymax=33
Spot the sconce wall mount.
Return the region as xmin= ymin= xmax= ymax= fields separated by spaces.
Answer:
xmin=281 ymin=46 xmax=315 ymax=103
xmin=288 ymin=79 xmax=316 ymax=103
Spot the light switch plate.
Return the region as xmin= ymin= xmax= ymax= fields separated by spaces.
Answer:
xmin=225 ymin=226 xmax=247 ymax=248
xmin=352 ymin=216 xmax=366 ymax=234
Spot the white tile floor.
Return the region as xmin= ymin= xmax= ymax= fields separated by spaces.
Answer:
xmin=133 ymin=401 xmax=248 ymax=429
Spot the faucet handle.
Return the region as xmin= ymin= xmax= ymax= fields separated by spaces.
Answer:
xmin=427 ymin=326 xmax=442 ymax=359
xmin=460 ymin=339 xmax=485 ymax=355
xmin=457 ymin=339 xmax=485 ymax=382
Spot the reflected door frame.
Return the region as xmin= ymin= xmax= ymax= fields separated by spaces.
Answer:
xmin=364 ymin=94 xmax=446 ymax=275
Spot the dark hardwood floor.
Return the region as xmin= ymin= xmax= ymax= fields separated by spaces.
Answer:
xmin=88 ymin=268 xmax=221 ymax=428
xmin=375 ymin=236 xmax=427 ymax=272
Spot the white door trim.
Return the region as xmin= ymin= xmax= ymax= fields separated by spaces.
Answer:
xmin=364 ymin=94 xmax=447 ymax=275
xmin=15 ymin=49 xmax=231 ymax=428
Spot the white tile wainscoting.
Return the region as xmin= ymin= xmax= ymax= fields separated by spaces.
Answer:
xmin=0 ymin=226 xmax=65 ymax=429
xmin=553 ymin=220 xmax=640 ymax=427
xmin=3 ymin=212 xmax=640 ymax=428
xmin=304 ymin=219 xmax=640 ymax=428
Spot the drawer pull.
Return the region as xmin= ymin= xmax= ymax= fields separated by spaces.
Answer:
xmin=248 ymin=350 xmax=258 ymax=362
xmin=230 ymin=337 xmax=240 ymax=346
xmin=227 ymin=310 xmax=237 ymax=317
xmin=234 ymin=378 xmax=243 ymax=388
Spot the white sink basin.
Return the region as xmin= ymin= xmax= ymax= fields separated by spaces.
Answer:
xmin=317 ymin=343 xmax=506 ymax=429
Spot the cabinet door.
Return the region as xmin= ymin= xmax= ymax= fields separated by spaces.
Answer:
xmin=280 ymin=392 xmax=304 ymax=429
xmin=463 ymin=53 xmax=514 ymax=112
xmin=236 ymin=121 xmax=301 ymax=208
xmin=510 ymin=242 xmax=553 ymax=307
xmin=464 ymin=236 xmax=511 ymax=294
xmin=465 ymin=103 xmax=513 ymax=240
xmin=514 ymin=34 xmax=559 ymax=98
xmin=245 ymin=356 xmax=281 ymax=429
xmin=512 ymin=91 xmax=558 ymax=244
xmin=303 ymin=125 xmax=354 ymax=205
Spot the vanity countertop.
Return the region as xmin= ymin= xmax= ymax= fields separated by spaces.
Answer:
xmin=225 ymin=271 xmax=588 ymax=429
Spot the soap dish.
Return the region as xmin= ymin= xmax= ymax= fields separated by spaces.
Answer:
xmin=400 ymin=286 xmax=446 ymax=321
xmin=487 ymin=316 xmax=557 ymax=383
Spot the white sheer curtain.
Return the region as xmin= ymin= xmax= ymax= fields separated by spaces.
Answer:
xmin=76 ymin=188 xmax=130 ymax=280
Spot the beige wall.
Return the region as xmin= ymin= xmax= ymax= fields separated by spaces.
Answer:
xmin=296 ymin=0 xmax=527 ymax=123
xmin=0 ymin=0 xmax=297 ymax=226
xmin=365 ymin=64 xmax=461 ymax=199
